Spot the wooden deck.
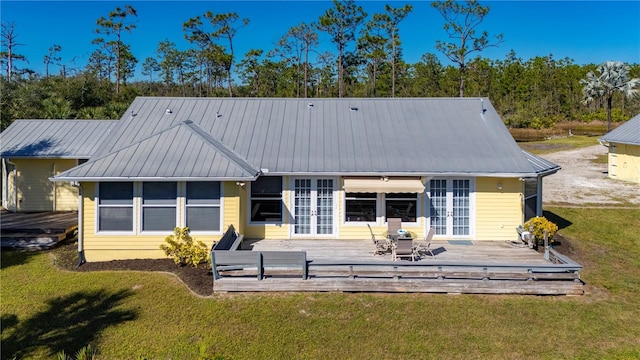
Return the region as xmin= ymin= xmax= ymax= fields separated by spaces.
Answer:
xmin=212 ymin=239 xmax=584 ymax=295
xmin=0 ymin=209 xmax=78 ymax=249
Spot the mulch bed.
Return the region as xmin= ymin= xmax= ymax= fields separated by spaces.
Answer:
xmin=52 ymin=240 xmax=214 ymax=296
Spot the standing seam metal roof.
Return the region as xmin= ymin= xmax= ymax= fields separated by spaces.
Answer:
xmin=54 ymin=97 xmax=560 ymax=180
xmin=600 ymin=113 xmax=640 ymax=145
xmin=1 ymin=120 xmax=118 ymax=158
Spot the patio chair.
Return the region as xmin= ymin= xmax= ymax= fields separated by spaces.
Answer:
xmin=387 ymin=218 xmax=402 ymax=239
xmin=414 ymin=227 xmax=436 ymax=259
xmin=367 ymin=224 xmax=390 ymax=255
xmin=393 ymin=237 xmax=416 ymax=261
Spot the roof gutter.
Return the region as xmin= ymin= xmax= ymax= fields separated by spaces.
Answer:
xmin=49 ymin=175 xmax=259 ymax=182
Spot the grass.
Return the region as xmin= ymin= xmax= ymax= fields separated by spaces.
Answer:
xmin=518 ymin=135 xmax=603 ymax=155
xmin=2 ymin=207 xmax=640 ymax=359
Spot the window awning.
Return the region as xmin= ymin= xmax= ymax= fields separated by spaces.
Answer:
xmin=343 ymin=177 xmax=425 ymax=193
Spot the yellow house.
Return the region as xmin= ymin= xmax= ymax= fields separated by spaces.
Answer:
xmin=600 ymin=114 xmax=640 ymax=184
xmin=52 ymin=97 xmax=560 ymax=263
xmin=1 ymin=120 xmax=118 ymax=212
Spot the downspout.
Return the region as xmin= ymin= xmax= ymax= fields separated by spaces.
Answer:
xmin=75 ymin=182 xmax=86 ymax=266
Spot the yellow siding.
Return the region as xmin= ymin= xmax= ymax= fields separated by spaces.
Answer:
xmin=9 ymin=159 xmax=79 ymax=212
xmin=54 ymin=159 xmax=80 ymax=210
xmin=244 ymin=178 xmax=291 ymax=239
xmin=609 ymin=143 xmax=640 ymax=184
xmin=81 ymin=181 xmax=237 ymax=262
xmin=14 ymin=159 xmax=54 ymax=211
xmin=475 ymin=177 xmax=522 ymax=241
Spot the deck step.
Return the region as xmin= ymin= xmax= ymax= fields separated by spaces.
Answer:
xmin=1 ymin=231 xmax=76 ymax=249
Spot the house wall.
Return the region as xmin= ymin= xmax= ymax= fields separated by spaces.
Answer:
xmin=80 ymin=176 xmax=526 ymax=261
xmin=2 ymin=160 xmax=17 ymax=211
xmin=244 ymin=176 xmax=292 ymax=239
xmin=54 ymin=159 xmax=80 ymax=211
xmin=81 ymin=181 xmax=240 ymax=262
xmin=4 ymin=158 xmax=78 ymax=212
xmin=609 ymin=143 xmax=640 ymax=184
xmin=475 ymin=177 xmax=523 ymax=241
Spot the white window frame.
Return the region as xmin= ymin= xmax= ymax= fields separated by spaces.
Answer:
xmin=139 ymin=182 xmax=178 ymax=234
xmin=343 ymin=192 xmax=379 ymax=225
xmin=184 ymin=181 xmax=223 ymax=235
xmin=384 ymin=192 xmax=419 ymax=225
xmin=96 ymin=182 xmax=135 ymax=235
xmin=249 ymin=176 xmax=284 ymax=224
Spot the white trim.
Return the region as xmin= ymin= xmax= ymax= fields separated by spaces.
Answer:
xmin=248 ymin=176 xmax=284 ymax=225
xmin=184 ymin=181 xmax=224 ymax=235
xmin=289 ymin=176 xmax=339 ymax=238
xmin=95 ymin=182 xmax=135 ymax=236
xmin=424 ymin=177 xmax=475 ymax=239
xmin=138 ymin=181 xmax=179 ymax=235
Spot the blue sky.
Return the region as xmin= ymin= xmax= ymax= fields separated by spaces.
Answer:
xmin=2 ymin=1 xmax=639 ymax=80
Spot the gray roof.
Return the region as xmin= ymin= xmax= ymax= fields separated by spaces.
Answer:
xmin=1 ymin=119 xmax=118 ymax=158
xmin=600 ymin=114 xmax=640 ymax=146
xmin=55 ymin=97 xmax=560 ymax=180
xmin=522 ymin=151 xmax=562 ymax=176
xmin=57 ymin=120 xmax=259 ymax=181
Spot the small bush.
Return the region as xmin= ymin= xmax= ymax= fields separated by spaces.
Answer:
xmin=523 ymin=216 xmax=559 ymax=247
xmin=56 ymin=345 xmax=95 ymax=360
xmin=160 ymin=227 xmax=210 ymax=268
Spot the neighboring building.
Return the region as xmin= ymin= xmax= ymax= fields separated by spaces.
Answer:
xmin=47 ymin=97 xmax=560 ymax=262
xmin=1 ymin=120 xmax=118 ymax=212
xmin=600 ymin=114 xmax=640 ymax=184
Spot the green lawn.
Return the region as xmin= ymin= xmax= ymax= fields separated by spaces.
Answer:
xmin=519 ymin=135 xmax=602 ymax=155
xmin=2 ymin=207 xmax=640 ymax=359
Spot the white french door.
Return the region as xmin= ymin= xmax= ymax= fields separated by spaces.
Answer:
xmin=293 ymin=178 xmax=335 ymax=237
xmin=429 ymin=178 xmax=473 ymax=238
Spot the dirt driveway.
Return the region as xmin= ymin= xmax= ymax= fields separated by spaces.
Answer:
xmin=541 ymin=145 xmax=640 ymax=206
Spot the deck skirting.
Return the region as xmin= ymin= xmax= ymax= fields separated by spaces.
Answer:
xmin=213 ymin=276 xmax=584 ymax=295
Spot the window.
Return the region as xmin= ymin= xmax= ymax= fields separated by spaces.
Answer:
xmin=250 ymin=176 xmax=282 ymax=222
xmin=524 ymin=178 xmax=538 ymax=221
xmin=186 ymin=182 xmax=221 ymax=232
xmin=345 ymin=192 xmax=377 ymax=222
xmin=98 ymin=182 xmax=133 ymax=232
xmin=385 ymin=193 xmax=417 ymax=222
xmin=141 ymin=182 xmax=177 ymax=231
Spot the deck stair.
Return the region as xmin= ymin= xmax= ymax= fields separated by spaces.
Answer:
xmin=1 ymin=210 xmax=78 ymax=250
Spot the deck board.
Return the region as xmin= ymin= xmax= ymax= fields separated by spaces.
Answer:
xmin=215 ymin=238 xmax=584 ymax=295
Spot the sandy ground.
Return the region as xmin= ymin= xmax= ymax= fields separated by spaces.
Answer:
xmin=542 ymin=145 xmax=640 ymax=206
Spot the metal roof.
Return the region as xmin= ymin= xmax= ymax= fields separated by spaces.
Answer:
xmin=55 ymin=97 xmax=560 ymax=180
xmin=55 ymin=120 xmax=260 ymax=181
xmin=600 ymin=113 xmax=640 ymax=146
xmin=1 ymin=119 xmax=118 ymax=158
xmin=522 ymin=151 xmax=562 ymax=176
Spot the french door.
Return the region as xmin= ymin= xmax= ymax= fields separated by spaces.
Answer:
xmin=429 ymin=178 xmax=472 ymax=238
xmin=293 ymin=178 xmax=335 ymax=237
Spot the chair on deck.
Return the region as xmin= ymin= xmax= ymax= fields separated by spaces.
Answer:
xmin=415 ymin=227 xmax=436 ymax=259
xmin=387 ymin=218 xmax=402 ymax=239
xmin=367 ymin=224 xmax=390 ymax=255
xmin=393 ymin=237 xmax=416 ymax=261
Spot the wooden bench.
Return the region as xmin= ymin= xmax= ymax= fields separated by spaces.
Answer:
xmin=212 ymin=224 xmax=244 ymax=251
xmin=211 ymin=250 xmax=308 ymax=280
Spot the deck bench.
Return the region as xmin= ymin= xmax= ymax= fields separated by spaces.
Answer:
xmin=212 ymin=224 xmax=244 ymax=251
xmin=211 ymin=250 xmax=308 ymax=280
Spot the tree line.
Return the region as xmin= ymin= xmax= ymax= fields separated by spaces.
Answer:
xmin=1 ymin=0 xmax=639 ymax=132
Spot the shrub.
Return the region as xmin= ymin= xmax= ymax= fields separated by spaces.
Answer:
xmin=523 ymin=216 xmax=559 ymax=247
xmin=160 ymin=227 xmax=210 ymax=268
